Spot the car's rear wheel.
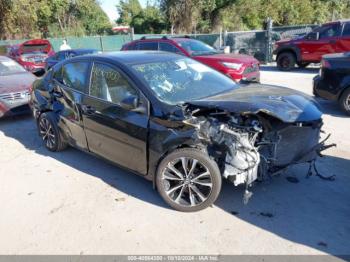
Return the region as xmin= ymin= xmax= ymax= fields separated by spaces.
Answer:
xmin=277 ymin=52 xmax=296 ymax=71
xmin=156 ymin=148 xmax=222 ymax=212
xmin=339 ymin=88 xmax=350 ymax=115
xmin=38 ymin=112 xmax=67 ymax=152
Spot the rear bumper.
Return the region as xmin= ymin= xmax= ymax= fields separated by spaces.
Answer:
xmin=313 ymin=75 xmax=337 ymax=101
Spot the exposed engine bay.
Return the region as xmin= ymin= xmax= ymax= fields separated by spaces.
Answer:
xmin=183 ymin=105 xmax=334 ymax=202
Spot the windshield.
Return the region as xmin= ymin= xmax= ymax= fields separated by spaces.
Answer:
xmin=0 ymin=59 xmax=26 ymax=75
xmin=22 ymin=44 xmax=49 ymax=53
xmin=176 ymin=39 xmax=219 ymax=56
xmin=132 ymin=57 xmax=237 ymax=105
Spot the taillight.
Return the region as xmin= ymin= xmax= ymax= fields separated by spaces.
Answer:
xmin=321 ymin=59 xmax=331 ymax=68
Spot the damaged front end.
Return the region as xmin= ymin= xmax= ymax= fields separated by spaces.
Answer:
xmin=183 ymin=105 xmax=333 ymax=203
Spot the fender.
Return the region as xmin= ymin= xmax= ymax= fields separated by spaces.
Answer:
xmin=338 ymin=77 xmax=350 ymax=100
xmin=274 ymin=44 xmax=302 ymax=63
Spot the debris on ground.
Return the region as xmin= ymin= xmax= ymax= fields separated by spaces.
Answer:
xmin=115 ymin=197 xmax=126 ymax=202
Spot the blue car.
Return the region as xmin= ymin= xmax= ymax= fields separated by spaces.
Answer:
xmin=45 ymin=48 xmax=99 ymax=70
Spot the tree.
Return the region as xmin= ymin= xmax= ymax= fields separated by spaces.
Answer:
xmin=0 ymin=0 xmax=112 ymax=40
xmin=117 ymin=0 xmax=167 ymax=33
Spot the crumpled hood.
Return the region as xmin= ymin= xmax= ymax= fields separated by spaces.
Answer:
xmin=0 ymin=72 xmax=36 ymax=93
xmin=187 ymin=84 xmax=322 ymax=123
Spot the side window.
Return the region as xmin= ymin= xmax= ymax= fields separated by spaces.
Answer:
xmin=65 ymin=51 xmax=76 ymax=59
xmin=57 ymin=52 xmax=66 ymax=61
xmin=90 ymin=63 xmax=137 ymax=105
xmin=137 ymin=42 xmax=158 ymax=50
xmin=319 ymin=24 xmax=341 ymax=39
xmin=126 ymin=43 xmax=136 ymax=50
xmin=60 ymin=62 xmax=90 ymax=92
xmin=53 ymin=66 xmax=63 ymax=81
xmin=342 ymin=23 xmax=350 ymax=37
xmin=159 ymin=42 xmax=183 ymax=54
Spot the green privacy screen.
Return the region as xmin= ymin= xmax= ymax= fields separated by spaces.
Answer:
xmin=0 ymin=24 xmax=317 ymax=62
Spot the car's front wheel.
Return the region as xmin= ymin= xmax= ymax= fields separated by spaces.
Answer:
xmin=38 ymin=112 xmax=67 ymax=152
xmin=339 ymin=88 xmax=350 ymax=115
xmin=156 ymin=148 xmax=222 ymax=212
xmin=277 ymin=52 xmax=296 ymax=71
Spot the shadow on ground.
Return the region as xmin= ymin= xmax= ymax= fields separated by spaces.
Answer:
xmin=1 ymin=115 xmax=350 ymax=255
xmin=260 ymin=65 xmax=320 ymax=75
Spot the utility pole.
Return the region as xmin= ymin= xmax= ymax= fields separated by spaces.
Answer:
xmin=266 ymin=17 xmax=273 ymax=63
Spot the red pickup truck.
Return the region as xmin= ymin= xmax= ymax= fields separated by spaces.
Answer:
xmin=274 ymin=20 xmax=350 ymax=71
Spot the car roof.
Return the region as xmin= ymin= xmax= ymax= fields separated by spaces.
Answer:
xmin=131 ymin=37 xmax=194 ymax=43
xmin=76 ymin=51 xmax=184 ymax=65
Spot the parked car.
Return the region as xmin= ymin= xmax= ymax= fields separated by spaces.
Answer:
xmin=45 ymin=48 xmax=99 ymax=71
xmin=8 ymin=39 xmax=54 ymax=75
xmin=121 ymin=37 xmax=260 ymax=83
xmin=0 ymin=56 xmax=36 ymax=118
xmin=30 ymin=51 xmax=327 ymax=212
xmin=313 ymin=52 xmax=350 ymax=115
xmin=274 ymin=20 xmax=350 ymax=71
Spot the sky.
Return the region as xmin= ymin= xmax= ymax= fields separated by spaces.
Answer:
xmin=99 ymin=0 xmax=149 ymax=22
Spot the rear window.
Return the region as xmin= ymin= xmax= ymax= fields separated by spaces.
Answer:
xmin=22 ymin=44 xmax=49 ymax=53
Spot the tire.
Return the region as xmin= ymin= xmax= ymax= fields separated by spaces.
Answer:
xmin=277 ymin=52 xmax=296 ymax=71
xmin=339 ymin=88 xmax=350 ymax=115
xmin=156 ymin=148 xmax=222 ymax=212
xmin=38 ymin=112 xmax=67 ymax=152
xmin=297 ymin=62 xmax=310 ymax=69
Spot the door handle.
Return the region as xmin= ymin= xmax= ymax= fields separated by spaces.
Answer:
xmin=81 ymin=105 xmax=96 ymax=114
xmin=329 ymin=40 xmax=336 ymax=44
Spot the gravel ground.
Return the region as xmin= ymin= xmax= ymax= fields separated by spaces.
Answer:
xmin=0 ymin=65 xmax=349 ymax=255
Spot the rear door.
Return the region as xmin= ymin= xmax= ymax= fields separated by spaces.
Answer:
xmin=339 ymin=22 xmax=350 ymax=53
xmin=81 ymin=61 xmax=149 ymax=175
xmin=50 ymin=60 xmax=90 ymax=149
xmin=300 ymin=23 xmax=342 ymax=62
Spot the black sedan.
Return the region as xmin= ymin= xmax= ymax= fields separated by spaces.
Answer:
xmin=45 ymin=48 xmax=98 ymax=71
xmin=30 ymin=51 xmax=327 ymax=212
xmin=313 ymin=52 xmax=350 ymax=115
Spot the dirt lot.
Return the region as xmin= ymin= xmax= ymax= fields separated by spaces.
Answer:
xmin=0 ymin=65 xmax=349 ymax=255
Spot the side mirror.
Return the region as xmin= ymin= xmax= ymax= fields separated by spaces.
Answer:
xmin=306 ymin=32 xmax=319 ymax=41
xmin=120 ymin=95 xmax=139 ymax=110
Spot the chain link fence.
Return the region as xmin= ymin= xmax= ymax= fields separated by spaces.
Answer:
xmin=0 ymin=24 xmax=318 ymax=62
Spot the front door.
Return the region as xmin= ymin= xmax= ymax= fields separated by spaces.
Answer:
xmin=338 ymin=22 xmax=350 ymax=53
xmin=81 ymin=62 xmax=149 ymax=175
xmin=300 ymin=23 xmax=341 ymax=62
xmin=50 ymin=60 xmax=90 ymax=150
